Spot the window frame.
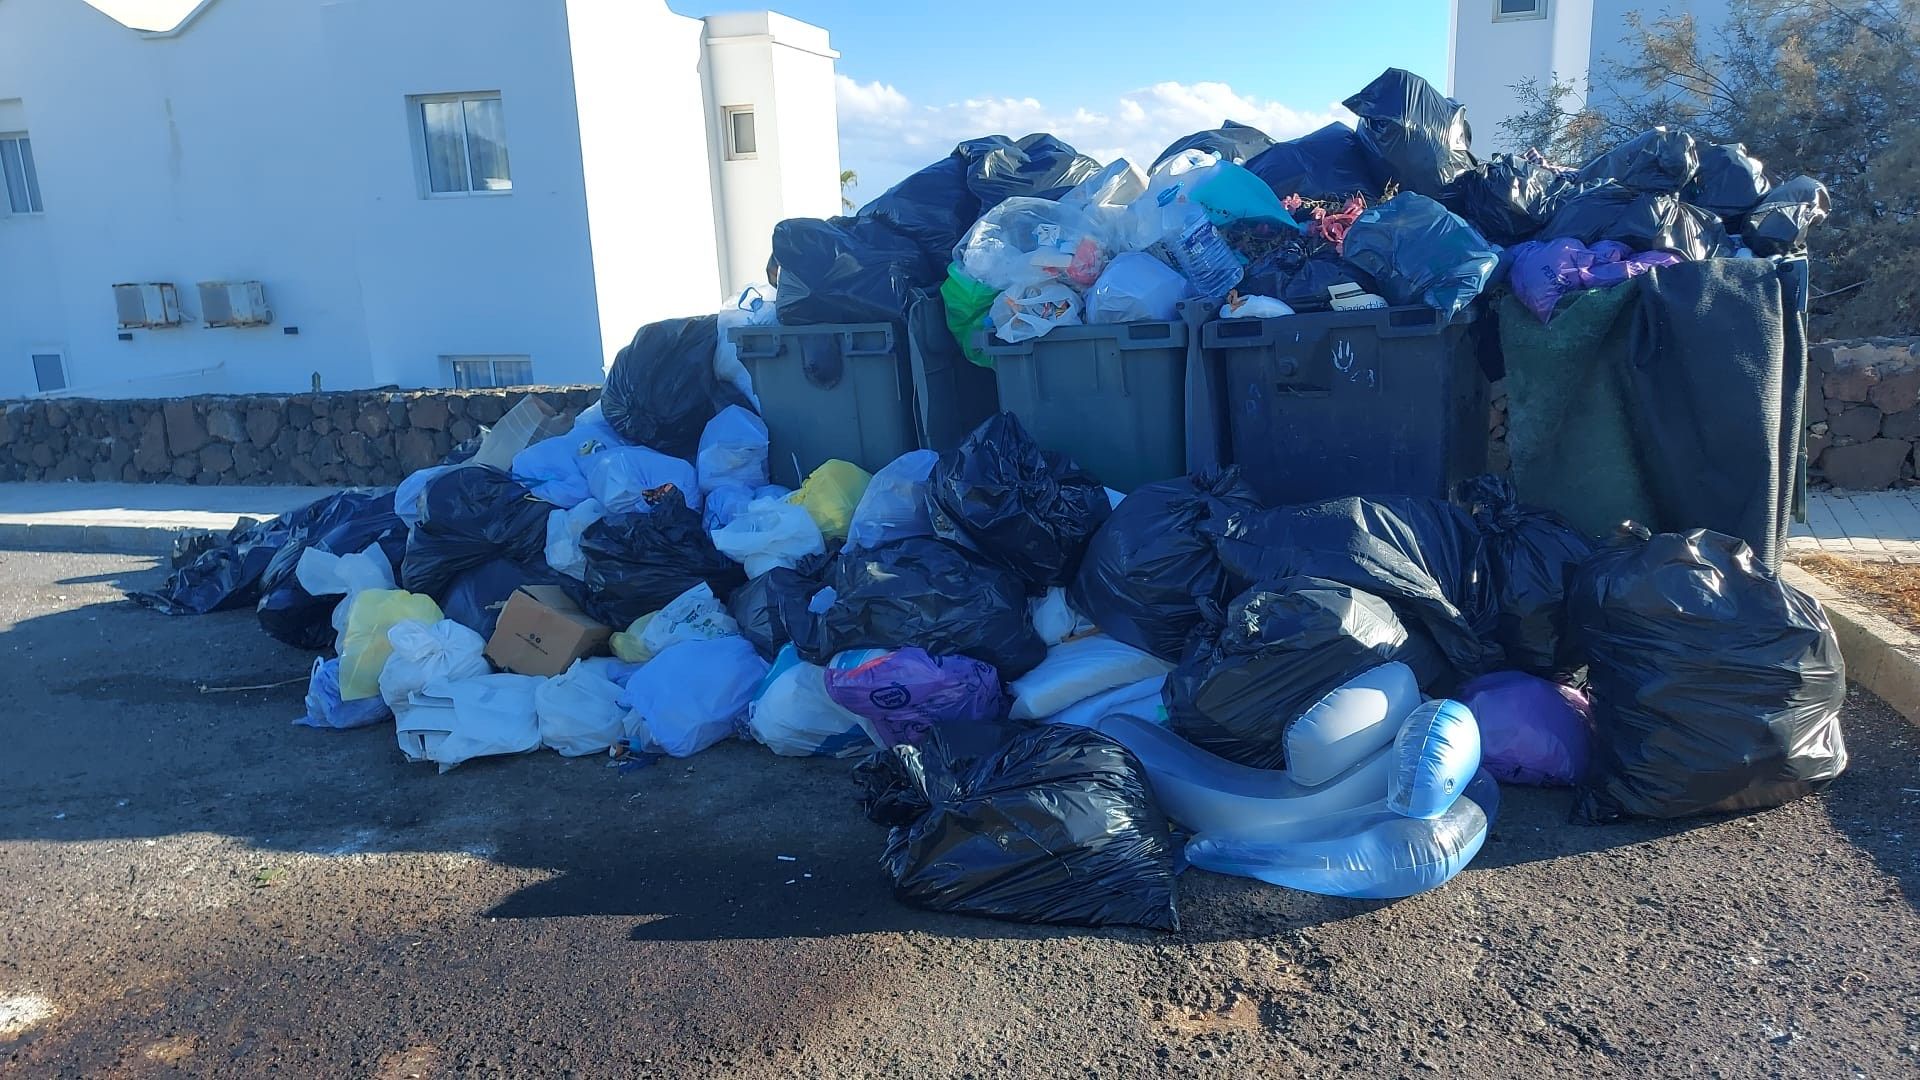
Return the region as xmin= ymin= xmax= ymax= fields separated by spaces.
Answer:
xmin=1 ymin=132 xmax=44 ymax=215
xmin=408 ymin=92 xmax=512 ymax=199
xmin=444 ymin=354 xmax=533 ymax=390
xmin=1492 ymin=0 xmax=1547 ymax=22
xmin=29 ymin=349 xmax=67 ymax=394
xmin=723 ymin=105 xmax=758 ymax=161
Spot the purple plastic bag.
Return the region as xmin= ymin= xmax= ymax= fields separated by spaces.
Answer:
xmin=1457 ymin=670 xmax=1594 ymax=786
xmin=1508 ymin=237 xmax=1683 ymax=323
xmin=824 ymin=648 xmax=1006 ymax=748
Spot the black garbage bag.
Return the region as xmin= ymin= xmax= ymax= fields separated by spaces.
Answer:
xmin=958 ymin=133 xmax=1102 ymax=210
xmin=400 ymin=466 xmax=550 ymax=601
xmin=1343 ymin=68 xmax=1475 ymax=196
xmin=1742 ymin=175 xmax=1829 ymax=257
xmin=1070 ymin=469 xmax=1263 ymax=661
xmin=442 ymin=557 xmax=587 ymax=641
xmin=1243 ymin=245 xmax=1378 ymax=313
xmin=1538 ymin=183 xmax=1734 ymax=261
xmin=1153 ymin=121 xmax=1275 ymax=169
xmin=773 ymin=216 xmax=937 ymax=327
xmin=1569 ymin=529 xmax=1849 ymax=822
xmin=256 ymin=495 xmax=407 ymax=649
xmin=1457 ymin=474 xmax=1591 ymax=677
xmin=1683 ymin=142 xmax=1771 ymax=217
xmin=1244 ymin=122 xmax=1386 ymax=201
xmin=804 ymin=537 xmax=1046 ymax=679
xmin=1213 ymin=495 xmax=1500 ymax=683
xmin=1448 ymin=153 xmax=1582 ymax=246
xmin=927 ymin=413 xmax=1111 ymax=590
xmin=1166 ymin=576 xmax=1426 ymax=770
xmin=868 ymin=722 xmax=1180 ymax=930
xmin=729 ymin=548 xmax=837 ymax=660
xmin=1576 ymin=127 xmax=1699 ymax=193
xmin=132 ymin=489 xmax=395 ymax=616
xmin=857 ymin=155 xmax=977 ymax=259
xmin=600 ymin=316 xmax=748 ymax=459
xmin=1343 ymin=192 xmax=1499 ymax=320
xmin=578 ymin=488 xmax=743 ymax=630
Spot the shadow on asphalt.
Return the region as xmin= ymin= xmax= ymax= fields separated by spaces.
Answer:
xmin=5 ymin=555 xmax=1915 ymax=947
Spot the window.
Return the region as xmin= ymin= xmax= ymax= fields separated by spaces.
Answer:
xmin=31 ymin=352 xmax=66 ymax=393
xmin=447 ymin=355 xmax=533 ymax=389
xmin=724 ymin=106 xmax=757 ymax=159
xmin=412 ymin=93 xmax=511 ymax=195
xmin=1 ymin=134 xmax=43 ymax=214
xmin=1493 ymin=0 xmax=1545 ymax=20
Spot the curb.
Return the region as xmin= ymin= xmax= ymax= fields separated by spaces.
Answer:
xmin=1782 ymin=563 xmax=1920 ymax=724
xmin=0 ymin=521 xmax=201 ymax=556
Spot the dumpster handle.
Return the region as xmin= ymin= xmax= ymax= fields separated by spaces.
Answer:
xmin=733 ymin=329 xmax=781 ymax=361
xmin=841 ymin=327 xmax=896 ymax=358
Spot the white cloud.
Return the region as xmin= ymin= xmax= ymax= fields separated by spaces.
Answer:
xmin=834 ymin=75 xmax=1353 ymax=206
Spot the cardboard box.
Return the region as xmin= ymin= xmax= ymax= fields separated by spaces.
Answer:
xmin=485 ymin=585 xmax=612 ymax=676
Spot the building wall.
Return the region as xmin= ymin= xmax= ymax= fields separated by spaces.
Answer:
xmin=1449 ymin=0 xmax=1596 ymax=154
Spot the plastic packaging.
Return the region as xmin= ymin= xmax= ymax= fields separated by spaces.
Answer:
xmin=1386 ymin=699 xmax=1483 ymax=820
xmin=1244 ymin=122 xmax=1386 ymax=203
xmin=1221 ymin=294 xmax=1294 ymax=319
xmin=1342 ymin=193 xmax=1498 ymax=320
xmin=1576 ymin=126 xmax=1699 ymax=193
xmin=711 ymin=497 xmax=828 ymax=578
xmin=378 ymin=618 xmax=491 ymax=722
xmin=337 ymin=589 xmax=445 ymax=701
xmin=293 ymin=541 xmax=399 ymax=650
xmin=543 ymin=499 xmax=607 ymax=582
xmin=608 ymin=610 xmax=660 ymax=664
xmin=511 ymin=427 xmax=604 ymax=510
xmin=1449 ymin=153 xmax=1582 ymax=247
xmin=1046 ymin=674 xmax=1166 ymax=729
xmin=619 ymin=636 xmax=769 ymax=757
xmin=1457 ymin=670 xmax=1593 ymax=786
xmin=868 ymin=723 xmax=1181 ymax=929
xmin=579 ymin=489 xmax=744 ymax=630
xmin=1189 ymin=161 xmax=1302 ymax=230
xmin=1085 ymin=252 xmax=1189 ymax=324
xmin=259 ymin=503 xmax=407 ymax=651
xmin=1158 ymin=198 xmax=1244 ymax=300
xmin=1743 ymin=174 xmax=1829 ymax=256
xmin=941 ymin=265 xmax=1001 ymax=368
xmin=845 ymin=450 xmax=938 ymax=553
xmin=954 ymin=197 xmax=1109 ymax=291
xmin=773 ymin=215 xmax=933 ymax=327
xmin=396 ymin=673 xmax=545 ymax=772
xmin=823 ymin=647 xmax=1005 ymax=748
xmin=1008 ymin=635 xmax=1173 ymax=722
xmin=600 ymin=315 xmax=751 ymax=459
xmin=1283 ymin=662 xmax=1422 ymax=786
xmin=1153 ymin=121 xmax=1274 ymax=169
xmin=1343 ymin=68 xmax=1474 ymax=196
xmin=535 ymin=660 xmax=630 ymax=757
xmin=729 ymin=555 xmax=835 ymax=660
xmin=991 ymin=280 xmax=1084 ymax=343
xmin=746 ymin=645 xmax=880 ymax=758
xmin=583 ymin=446 xmax=700 ymax=516
xmin=636 ymin=582 xmax=741 ymax=657
xmin=929 ymin=412 xmax=1112 ymax=590
xmin=1458 ymin=474 xmax=1593 ymax=674
xmin=1682 ymin=142 xmax=1770 ymax=216
xmin=696 ymin=406 xmax=770 ymax=495
xmin=1029 ymin=586 xmax=1096 ymax=646
xmin=396 ymin=466 xmax=457 ymax=530
xmin=134 ymin=489 xmax=397 ymax=617
xmin=400 ymin=466 xmax=551 ymax=601
xmin=298 ymin=656 xmax=392 ymax=731
xmin=703 ymin=483 xmax=755 ymax=533
xmin=787 ymin=460 xmax=872 ymax=542
xmin=1070 ymin=469 xmax=1263 ymax=661
xmin=807 ymin=537 xmax=1047 ymax=679
xmin=1057 ymin=158 xmax=1149 ymax=252
xmin=714 ymin=285 xmax=775 ymax=409
xmin=1538 ymin=183 xmax=1734 ymax=261
xmin=1506 ymin=237 xmax=1681 ymax=323
xmin=1570 ymin=529 xmax=1849 ymax=821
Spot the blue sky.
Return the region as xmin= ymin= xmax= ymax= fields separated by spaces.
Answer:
xmin=674 ymin=2 xmax=1454 ymax=200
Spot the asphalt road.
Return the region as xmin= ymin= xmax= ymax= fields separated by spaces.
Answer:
xmin=1 ymin=549 xmax=1917 ymax=1079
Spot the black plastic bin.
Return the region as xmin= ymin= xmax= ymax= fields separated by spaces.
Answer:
xmin=730 ymin=322 xmax=918 ymax=486
xmin=1201 ymin=305 xmax=1488 ymax=506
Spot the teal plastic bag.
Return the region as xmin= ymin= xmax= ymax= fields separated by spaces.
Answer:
xmin=1190 ymin=162 xmax=1304 ymax=231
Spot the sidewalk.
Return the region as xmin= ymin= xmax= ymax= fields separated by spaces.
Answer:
xmin=0 ymin=482 xmax=337 ymax=555
xmin=1788 ymin=489 xmax=1920 ymax=562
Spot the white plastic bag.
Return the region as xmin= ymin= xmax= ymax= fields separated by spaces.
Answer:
xmin=1030 ymin=586 xmax=1098 ymax=646
xmin=1086 ymin=252 xmax=1190 ymax=324
xmin=619 ymin=636 xmax=769 ymax=757
xmin=703 ymin=484 xmax=754 ymax=532
xmin=379 ymin=618 xmax=492 ymax=722
xmin=993 ymin=281 xmax=1084 ymax=343
xmin=298 ymin=656 xmax=392 ymax=730
xmin=710 ymin=497 xmax=826 ymax=577
xmin=746 ymin=645 xmax=875 ymax=758
xmin=1059 ymin=158 xmax=1149 ymax=252
xmin=845 ymin=449 xmax=938 ymax=552
xmin=296 ymin=541 xmax=398 ymax=650
xmin=696 ymin=406 xmax=769 ymax=495
xmin=1008 ymin=634 xmax=1175 ymax=721
xmin=397 ymin=672 xmax=545 ymax=772
xmin=584 ymin=446 xmax=699 ymax=515
xmin=639 ymin=582 xmax=741 ymax=656
xmin=1047 ymin=674 xmax=1169 ymax=729
xmin=956 ymin=197 xmax=1110 ymax=290
xmin=535 ymin=660 xmax=629 ymax=757
xmin=395 ymin=465 xmax=457 ymax=530
xmin=543 ymin=498 xmax=606 ymax=582
xmin=510 ymin=413 xmax=621 ymax=509
xmin=1118 ymin=149 xmax=1221 ymax=252
xmin=714 ymin=284 xmax=774 ymax=409
xmin=1224 ymin=293 xmax=1295 ymax=319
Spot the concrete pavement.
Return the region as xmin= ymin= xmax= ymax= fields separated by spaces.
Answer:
xmin=0 ymin=482 xmax=337 ymax=554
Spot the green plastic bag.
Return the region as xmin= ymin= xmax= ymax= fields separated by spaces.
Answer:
xmin=941 ymin=264 xmax=998 ymax=370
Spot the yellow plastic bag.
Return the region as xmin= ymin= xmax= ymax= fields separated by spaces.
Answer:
xmin=787 ymin=459 xmax=872 ymax=541
xmin=338 ymin=589 xmax=444 ymax=700
xmin=609 ymin=610 xmax=661 ymax=663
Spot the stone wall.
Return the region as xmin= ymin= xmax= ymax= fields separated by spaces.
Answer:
xmin=0 ymin=387 xmax=601 ymax=487
xmin=1808 ymin=338 xmax=1920 ymax=490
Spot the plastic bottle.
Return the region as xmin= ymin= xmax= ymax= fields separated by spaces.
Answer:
xmin=1157 ymin=188 xmax=1243 ymax=300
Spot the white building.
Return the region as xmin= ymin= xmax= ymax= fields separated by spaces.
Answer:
xmin=0 ymin=0 xmax=842 ymax=399
xmin=1448 ymin=0 xmax=1728 ymax=153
